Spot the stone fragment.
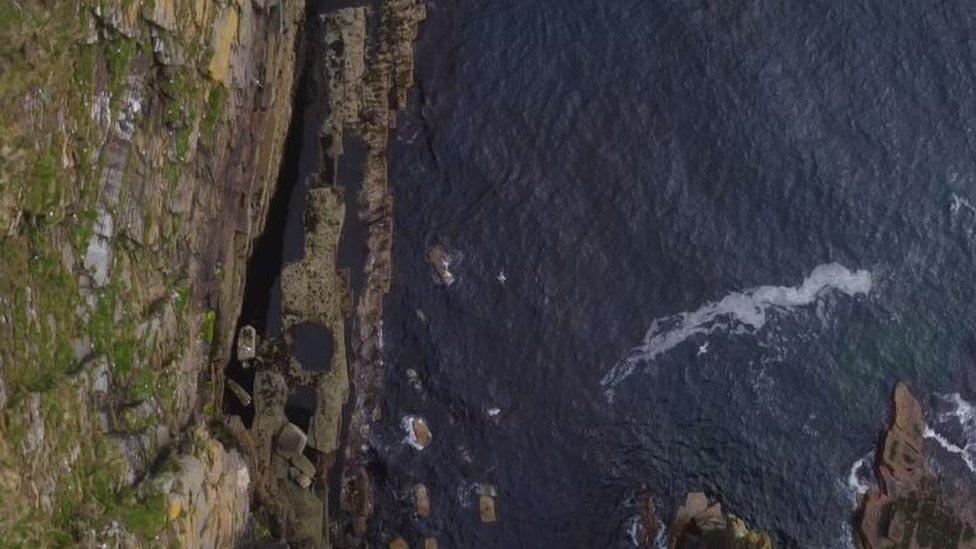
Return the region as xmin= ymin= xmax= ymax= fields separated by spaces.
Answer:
xmin=389 ymin=537 xmax=408 ymax=549
xmin=275 ymin=422 xmax=307 ymax=459
xmin=414 ymin=484 xmax=430 ymax=517
xmin=291 ymin=454 xmax=316 ymax=478
xmin=423 ymin=538 xmax=437 ymax=549
xmin=237 ymin=325 xmax=257 ymax=362
xmin=479 ymin=494 xmax=496 ymax=523
xmin=227 ymin=379 xmax=251 ymax=407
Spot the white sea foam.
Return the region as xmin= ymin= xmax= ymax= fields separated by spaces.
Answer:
xmin=601 ymin=263 xmax=873 ymax=393
xmin=845 ymin=451 xmax=875 ymax=505
xmin=924 ymin=392 xmax=976 ymax=474
xmin=950 ymin=193 xmax=976 ymax=217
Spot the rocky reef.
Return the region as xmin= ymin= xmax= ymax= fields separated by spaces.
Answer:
xmin=856 ymin=383 xmax=976 ymax=548
xmin=634 ymin=488 xmax=772 ymax=549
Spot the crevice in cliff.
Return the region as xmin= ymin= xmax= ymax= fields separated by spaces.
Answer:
xmin=223 ymin=8 xmax=328 ymax=428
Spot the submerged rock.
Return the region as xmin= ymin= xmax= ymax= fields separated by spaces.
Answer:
xmin=427 ymin=245 xmax=455 ymax=286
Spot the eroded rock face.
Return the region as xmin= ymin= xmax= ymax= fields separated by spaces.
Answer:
xmin=855 ymin=383 xmax=976 ymax=548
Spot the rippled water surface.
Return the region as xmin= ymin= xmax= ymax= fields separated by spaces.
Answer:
xmin=370 ymin=1 xmax=976 ymax=546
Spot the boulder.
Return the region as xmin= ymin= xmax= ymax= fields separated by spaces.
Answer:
xmin=479 ymin=494 xmax=497 ymax=524
xmin=275 ymin=422 xmax=307 ymax=459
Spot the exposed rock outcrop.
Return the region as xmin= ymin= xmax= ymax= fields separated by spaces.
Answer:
xmin=668 ymin=492 xmax=773 ymax=549
xmin=855 ymin=383 xmax=976 ymax=548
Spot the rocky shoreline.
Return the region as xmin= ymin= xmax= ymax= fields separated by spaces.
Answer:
xmin=3 ymin=2 xmax=976 ymax=547
xmin=855 ymin=383 xmax=976 ymax=548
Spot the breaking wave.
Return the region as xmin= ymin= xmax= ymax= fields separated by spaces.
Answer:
xmin=924 ymin=392 xmax=976 ymax=474
xmin=602 ymin=263 xmax=873 ymax=394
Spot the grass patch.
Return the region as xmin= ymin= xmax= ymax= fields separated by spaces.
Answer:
xmin=201 ymin=309 xmax=216 ymax=344
xmin=201 ymin=84 xmax=226 ymax=149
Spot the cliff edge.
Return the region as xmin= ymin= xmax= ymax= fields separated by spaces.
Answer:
xmin=0 ymin=0 xmax=304 ymax=545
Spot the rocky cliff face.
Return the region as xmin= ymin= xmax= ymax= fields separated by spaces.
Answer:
xmin=0 ymin=0 xmax=304 ymax=545
xmin=856 ymin=383 xmax=976 ymax=548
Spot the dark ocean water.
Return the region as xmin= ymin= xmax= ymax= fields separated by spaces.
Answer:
xmin=371 ymin=1 xmax=976 ymax=546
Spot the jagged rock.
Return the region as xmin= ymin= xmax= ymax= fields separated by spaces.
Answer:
xmin=855 ymin=383 xmax=976 ymax=548
xmin=669 ymin=492 xmax=772 ymax=549
xmin=636 ymin=485 xmax=662 ymax=547
xmin=275 ymin=421 xmax=308 ymax=459
xmin=414 ymin=483 xmax=431 ymax=518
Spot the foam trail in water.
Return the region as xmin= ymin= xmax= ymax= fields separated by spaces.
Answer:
xmin=602 ymin=263 xmax=873 ymax=394
xmin=950 ymin=193 xmax=976 ymax=217
xmin=925 ymin=393 xmax=976 ymax=474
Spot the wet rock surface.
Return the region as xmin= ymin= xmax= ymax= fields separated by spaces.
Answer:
xmin=856 ymin=383 xmax=976 ymax=549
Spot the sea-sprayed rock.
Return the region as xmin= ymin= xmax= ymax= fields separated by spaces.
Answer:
xmin=855 ymin=383 xmax=976 ymax=548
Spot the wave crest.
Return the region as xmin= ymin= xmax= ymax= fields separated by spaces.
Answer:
xmin=602 ymin=263 xmax=873 ymax=394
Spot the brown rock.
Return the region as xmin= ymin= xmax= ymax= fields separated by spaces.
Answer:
xmin=479 ymin=494 xmax=497 ymax=523
xmin=389 ymin=537 xmax=408 ymax=549
xmin=414 ymin=484 xmax=431 ymax=518
xmin=423 ymin=538 xmax=437 ymax=549
xmin=879 ymin=383 xmax=926 ymax=491
xmin=855 ymin=383 xmax=976 ymax=549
